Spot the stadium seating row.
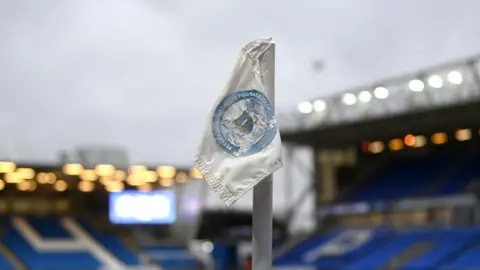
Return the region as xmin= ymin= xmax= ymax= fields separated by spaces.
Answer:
xmin=274 ymin=227 xmax=480 ymax=269
xmin=0 ymin=217 xmax=197 ymax=270
xmin=352 ymin=152 xmax=480 ymax=202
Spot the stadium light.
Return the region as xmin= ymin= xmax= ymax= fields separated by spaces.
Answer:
xmin=190 ymin=168 xmax=203 ymax=179
xmin=16 ymin=168 xmax=35 ymax=179
xmin=129 ymin=165 xmax=147 ymax=174
xmin=448 ymin=70 xmax=463 ymax=85
xmin=36 ymin=172 xmax=48 ymax=184
xmin=78 ymin=180 xmax=94 ymax=192
xmin=358 ymin=91 xmax=372 ymax=103
xmin=0 ymin=162 xmax=16 ymax=173
xmin=54 ymin=180 xmax=67 ymax=192
xmin=342 ymin=93 xmax=357 ymax=105
xmin=106 ymin=181 xmax=124 ymax=192
xmin=404 ymin=134 xmax=416 ymax=147
xmin=115 ymin=170 xmax=126 ymax=181
xmin=428 ymin=75 xmax=443 ymax=88
xmin=137 ymin=183 xmax=152 ymax=191
xmin=142 ymin=171 xmax=157 ymax=183
xmin=414 ymin=135 xmax=426 ymax=148
xmin=431 ymin=132 xmax=447 ymax=144
xmin=159 ymin=177 xmax=174 ymax=187
xmin=95 ymin=164 xmax=115 ymax=177
xmin=63 ymin=163 xmax=83 ymax=176
xmin=127 ymin=175 xmax=142 ymax=186
xmin=81 ymin=169 xmax=97 ymax=181
xmin=0 ymin=180 xmax=5 ymax=190
xmin=46 ymin=173 xmax=56 ymax=184
xmin=6 ymin=172 xmax=23 ymax=184
xmin=373 ymin=87 xmax=389 ymax=99
xmin=157 ymin=166 xmax=177 ymax=178
xmin=175 ymin=172 xmax=189 ymax=183
xmin=409 ymin=79 xmax=424 ymax=92
xmin=368 ymin=141 xmax=384 ymax=153
xmin=389 ymin=138 xmax=404 ymax=151
xmin=455 ymin=128 xmax=471 ymax=141
xmin=298 ymin=101 xmax=313 ymax=114
xmin=313 ymin=100 xmax=327 ymax=112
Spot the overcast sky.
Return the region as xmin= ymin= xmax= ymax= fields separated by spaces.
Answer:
xmin=2 ymin=0 xmax=480 ymax=216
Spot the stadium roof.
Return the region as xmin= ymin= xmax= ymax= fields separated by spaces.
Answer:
xmin=280 ymin=54 xmax=480 ymax=147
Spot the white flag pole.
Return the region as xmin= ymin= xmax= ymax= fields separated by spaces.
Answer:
xmin=252 ymin=41 xmax=275 ymax=270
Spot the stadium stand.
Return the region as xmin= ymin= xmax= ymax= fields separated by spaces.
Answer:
xmin=274 ymin=227 xmax=480 ymax=269
xmin=0 ymin=217 xmax=145 ymax=269
xmin=278 ymin=55 xmax=480 ymax=270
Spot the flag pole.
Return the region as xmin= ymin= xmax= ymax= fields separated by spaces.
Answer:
xmin=252 ymin=41 xmax=275 ymax=270
xmin=252 ymin=177 xmax=273 ymax=269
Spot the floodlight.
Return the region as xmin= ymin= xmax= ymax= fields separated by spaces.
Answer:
xmin=447 ymin=70 xmax=462 ymax=85
xmin=409 ymin=79 xmax=424 ymax=92
xmin=298 ymin=101 xmax=313 ymax=114
xmin=358 ymin=91 xmax=372 ymax=103
xmin=373 ymin=87 xmax=389 ymax=99
xmin=342 ymin=93 xmax=356 ymax=105
xmin=428 ymin=75 xmax=443 ymax=88
xmin=312 ymin=100 xmax=327 ymax=112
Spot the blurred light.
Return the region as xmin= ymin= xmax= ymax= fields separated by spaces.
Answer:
xmin=313 ymin=100 xmax=327 ymax=112
xmin=190 ymin=168 xmax=202 ymax=179
xmin=115 ymin=170 xmax=126 ymax=181
xmin=17 ymin=180 xmax=36 ymax=191
xmin=455 ymin=129 xmax=471 ymax=141
xmin=126 ymin=175 xmax=142 ymax=186
xmin=428 ymin=75 xmax=443 ymax=88
xmin=17 ymin=181 xmax=29 ymax=191
xmin=62 ymin=163 xmax=83 ymax=176
xmin=373 ymin=87 xmax=389 ymax=99
xmin=142 ymin=171 xmax=157 ymax=183
xmin=368 ymin=141 xmax=384 ymax=154
xmin=95 ymin=164 xmax=115 ymax=177
xmin=36 ymin=172 xmax=48 ymax=184
xmin=414 ymin=135 xmax=426 ymax=148
xmin=342 ymin=93 xmax=356 ymax=105
xmin=404 ymin=134 xmax=416 ymax=147
xmin=175 ymin=172 xmax=189 ymax=183
xmin=46 ymin=173 xmax=56 ymax=184
xmin=54 ymin=180 xmax=67 ymax=192
xmin=81 ymin=169 xmax=97 ymax=181
xmin=0 ymin=179 xmax=5 ymax=190
xmin=389 ymin=138 xmax=404 ymax=151
xmin=137 ymin=183 xmax=152 ymax=192
xmin=157 ymin=166 xmax=177 ymax=178
xmin=159 ymin=177 xmax=174 ymax=187
xmin=100 ymin=175 xmax=115 ymax=185
xmin=431 ymin=132 xmax=447 ymax=144
xmin=202 ymin=241 xmax=214 ymax=253
xmin=361 ymin=141 xmax=370 ymax=153
xmin=448 ymin=70 xmax=463 ymax=85
xmin=129 ymin=165 xmax=147 ymax=174
xmin=78 ymin=181 xmax=94 ymax=192
xmin=358 ymin=91 xmax=372 ymax=103
xmin=0 ymin=162 xmax=16 ymax=173
xmin=106 ymin=181 xmax=124 ymax=192
xmin=297 ymin=101 xmax=313 ymax=114
xmin=16 ymin=168 xmax=35 ymax=179
xmin=409 ymin=79 xmax=424 ymax=92
xmin=6 ymin=172 xmax=23 ymax=183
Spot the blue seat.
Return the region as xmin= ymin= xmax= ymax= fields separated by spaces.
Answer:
xmin=1 ymin=221 xmax=100 ymax=270
xmin=78 ymin=220 xmax=141 ymax=266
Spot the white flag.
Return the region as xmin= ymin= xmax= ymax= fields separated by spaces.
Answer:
xmin=194 ymin=38 xmax=283 ymax=207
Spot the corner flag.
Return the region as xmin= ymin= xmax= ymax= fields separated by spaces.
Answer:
xmin=194 ymin=38 xmax=282 ymax=207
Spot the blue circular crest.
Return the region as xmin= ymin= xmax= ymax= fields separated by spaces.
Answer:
xmin=212 ymin=89 xmax=277 ymax=157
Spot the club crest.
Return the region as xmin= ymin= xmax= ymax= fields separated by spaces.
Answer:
xmin=212 ymin=90 xmax=277 ymax=157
